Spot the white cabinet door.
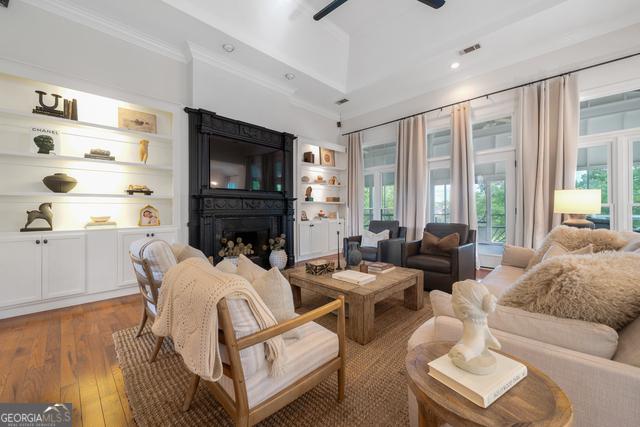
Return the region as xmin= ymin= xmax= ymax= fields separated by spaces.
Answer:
xmin=86 ymin=231 xmax=118 ymax=293
xmin=328 ymin=220 xmax=346 ymax=251
xmin=310 ymin=222 xmax=329 ymax=254
xmin=0 ymin=235 xmax=42 ymax=307
xmin=42 ymin=233 xmax=86 ymax=299
xmin=298 ymin=223 xmax=312 ymax=257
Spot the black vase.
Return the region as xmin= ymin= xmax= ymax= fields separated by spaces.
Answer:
xmin=347 ymin=242 xmax=363 ymax=266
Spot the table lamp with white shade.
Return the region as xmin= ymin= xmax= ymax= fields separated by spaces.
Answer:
xmin=553 ymin=189 xmax=601 ymax=229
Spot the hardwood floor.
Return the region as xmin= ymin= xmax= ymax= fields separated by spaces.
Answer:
xmin=0 ymin=294 xmax=141 ymax=427
xmin=0 ymin=267 xmax=492 ymax=426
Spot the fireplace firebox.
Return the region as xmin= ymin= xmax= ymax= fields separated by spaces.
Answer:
xmin=185 ymin=108 xmax=296 ymax=268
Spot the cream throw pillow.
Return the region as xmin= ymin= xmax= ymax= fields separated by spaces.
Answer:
xmin=614 ymin=315 xmax=640 ymax=367
xmin=216 ymin=258 xmax=239 ymax=274
xmin=526 ymin=226 xmax=627 ymax=270
xmin=170 ymin=243 xmax=207 ymax=263
xmin=541 ymin=243 xmax=593 ymax=262
xmin=500 ymin=252 xmax=640 ymax=330
xmin=251 ymin=267 xmax=302 ymax=340
xmin=361 ymin=229 xmax=390 ymax=247
xmin=501 ymin=244 xmax=535 ymax=269
xmin=237 ymin=254 xmax=266 ymax=282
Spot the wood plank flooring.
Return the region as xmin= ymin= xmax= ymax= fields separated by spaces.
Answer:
xmin=0 ymin=294 xmax=141 ymax=427
xmin=0 ymin=268 xmax=490 ymax=426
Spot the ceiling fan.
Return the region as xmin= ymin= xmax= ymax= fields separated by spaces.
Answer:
xmin=313 ymin=0 xmax=446 ymax=21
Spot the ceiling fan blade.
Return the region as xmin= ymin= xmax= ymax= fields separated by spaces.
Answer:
xmin=417 ymin=0 xmax=446 ymax=9
xmin=313 ymin=0 xmax=348 ymax=21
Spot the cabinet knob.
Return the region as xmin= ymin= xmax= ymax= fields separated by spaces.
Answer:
xmin=310 ymin=224 xmax=314 ymax=227
xmin=146 ymin=233 xmax=150 ymax=237
xmin=35 ymin=240 xmax=40 ymax=245
xmin=43 ymin=239 xmax=48 ymax=244
xmin=151 ymin=233 xmax=155 ymax=237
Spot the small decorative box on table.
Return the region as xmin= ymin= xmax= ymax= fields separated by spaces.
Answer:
xmin=305 ymin=259 xmax=335 ymax=275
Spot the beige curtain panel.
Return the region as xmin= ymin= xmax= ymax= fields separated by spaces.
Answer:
xmin=450 ymin=102 xmax=478 ymax=230
xmin=515 ymin=74 xmax=579 ymax=248
xmin=396 ymin=114 xmax=428 ymax=240
xmin=347 ymin=132 xmax=364 ymax=236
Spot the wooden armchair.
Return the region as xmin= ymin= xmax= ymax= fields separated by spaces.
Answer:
xmin=129 ymin=253 xmax=161 ymax=339
xmin=181 ymin=296 xmax=346 ymax=427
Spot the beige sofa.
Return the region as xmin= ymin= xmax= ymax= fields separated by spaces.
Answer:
xmin=407 ymin=235 xmax=640 ymax=427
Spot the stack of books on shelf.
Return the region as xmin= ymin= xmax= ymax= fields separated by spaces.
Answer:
xmin=368 ymin=262 xmax=395 ymax=274
xmin=428 ymin=351 xmax=527 ymax=408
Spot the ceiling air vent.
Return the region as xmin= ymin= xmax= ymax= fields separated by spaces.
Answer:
xmin=459 ymin=43 xmax=481 ymax=56
xmin=335 ymin=98 xmax=349 ymax=105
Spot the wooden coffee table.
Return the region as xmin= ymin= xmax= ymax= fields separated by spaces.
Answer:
xmin=286 ymin=266 xmax=423 ymax=345
xmin=406 ymin=341 xmax=573 ymax=427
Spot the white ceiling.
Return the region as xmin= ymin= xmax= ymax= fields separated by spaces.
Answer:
xmin=25 ymin=0 xmax=640 ymax=120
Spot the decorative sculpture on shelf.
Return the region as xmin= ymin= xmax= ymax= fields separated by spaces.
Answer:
xmin=304 ymin=185 xmax=313 ymax=201
xmin=139 ymin=139 xmax=150 ymax=163
xmin=21 ymin=202 xmax=53 ymax=232
xmin=33 ymin=135 xmax=55 ymax=154
xmin=32 ymin=90 xmax=77 ymax=120
xmin=448 ymin=280 xmax=501 ymax=375
xmin=42 ymin=173 xmax=77 ymax=193
xmin=126 ymin=185 xmax=153 ymax=195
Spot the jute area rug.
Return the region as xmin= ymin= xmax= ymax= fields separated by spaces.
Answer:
xmin=113 ymin=291 xmax=433 ymax=426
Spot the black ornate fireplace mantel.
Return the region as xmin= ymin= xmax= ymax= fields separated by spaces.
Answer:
xmin=185 ymin=107 xmax=296 ymax=267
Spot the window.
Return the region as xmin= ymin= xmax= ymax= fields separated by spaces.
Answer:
xmin=364 ymin=174 xmax=374 ymax=228
xmin=576 ymin=145 xmax=610 ymax=228
xmin=633 ymin=140 xmax=640 ymax=231
xmin=580 ymin=90 xmax=640 ymax=135
xmin=363 ymin=142 xmax=396 ymax=228
xmin=472 ymin=116 xmax=515 ymax=248
xmin=475 ymin=162 xmax=507 ymax=243
xmin=472 ymin=117 xmax=512 ymax=153
xmin=381 ymin=172 xmax=395 ymax=220
xmin=427 ymin=128 xmax=451 ymax=158
xmin=578 ymin=88 xmax=640 ymax=232
xmin=430 ymin=168 xmax=451 ymax=223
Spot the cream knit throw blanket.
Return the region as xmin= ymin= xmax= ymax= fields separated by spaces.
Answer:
xmin=151 ymin=257 xmax=287 ymax=382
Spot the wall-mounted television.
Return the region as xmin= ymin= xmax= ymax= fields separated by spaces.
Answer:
xmin=209 ymin=135 xmax=284 ymax=192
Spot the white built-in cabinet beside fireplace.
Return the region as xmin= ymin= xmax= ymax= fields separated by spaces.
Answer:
xmin=295 ymin=137 xmax=348 ymax=260
xmin=0 ymin=70 xmax=182 ymax=319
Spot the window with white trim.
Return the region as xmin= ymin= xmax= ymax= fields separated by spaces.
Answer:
xmin=363 ymin=142 xmax=396 ymax=228
xmin=578 ymin=88 xmax=640 ymax=232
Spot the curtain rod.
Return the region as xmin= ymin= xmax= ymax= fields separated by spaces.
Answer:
xmin=341 ymin=51 xmax=640 ymax=137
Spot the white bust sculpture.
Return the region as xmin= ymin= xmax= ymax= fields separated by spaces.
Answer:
xmin=448 ymin=280 xmax=501 ymax=375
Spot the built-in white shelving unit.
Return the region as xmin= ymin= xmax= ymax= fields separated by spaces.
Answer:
xmin=0 ymin=70 xmax=179 ymax=319
xmin=295 ymin=137 xmax=348 ymax=261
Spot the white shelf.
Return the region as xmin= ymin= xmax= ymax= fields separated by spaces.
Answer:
xmin=0 ymin=107 xmax=173 ymax=143
xmin=300 ymin=182 xmax=344 ymax=188
xmin=299 ymin=162 xmax=346 ymax=172
xmin=0 ymin=192 xmax=172 ymax=199
xmin=300 ymin=201 xmax=346 ymax=205
xmin=0 ymin=151 xmax=172 ymax=171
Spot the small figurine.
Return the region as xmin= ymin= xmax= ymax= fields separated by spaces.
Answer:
xmin=301 ymin=210 xmax=309 ymax=221
xmin=328 ymin=175 xmax=337 ymax=185
xmin=126 ymin=184 xmax=154 ymax=195
xmin=304 ymin=186 xmax=313 ymax=201
xmin=448 ymin=280 xmax=501 ymax=375
xmin=318 ymin=209 xmax=327 ymax=219
xmin=139 ymin=139 xmax=150 ymax=163
xmin=21 ymin=202 xmax=53 ymax=232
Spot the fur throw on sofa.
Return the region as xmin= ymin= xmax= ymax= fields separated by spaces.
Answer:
xmin=500 ymin=252 xmax=640 ymax=330
xmin=526 ymin=226 xmax=628 ymax=270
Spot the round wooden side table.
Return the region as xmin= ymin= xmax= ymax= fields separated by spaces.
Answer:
xmin=406 ymin=341 xmax=573 ymax=427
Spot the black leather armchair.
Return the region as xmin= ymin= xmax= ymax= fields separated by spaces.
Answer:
xmin=401 ymin=223 xmax=476 ymax=292
xmin=343 ymin=220 xmax=407 ymax=265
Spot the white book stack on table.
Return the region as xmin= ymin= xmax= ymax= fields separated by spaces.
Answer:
xmin=428 ymin=351 xmax=527 ymax=408
xmin=331 ymin=270 xmax=376 ymax=285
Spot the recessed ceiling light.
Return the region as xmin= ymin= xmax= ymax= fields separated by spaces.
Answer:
xmin=284 ymin=73 xmax=296 ymax=80
xmin=450 ymin=62 xmax=460 ymax=70
xmin=222 ymin=44 xmax=235 ymax=53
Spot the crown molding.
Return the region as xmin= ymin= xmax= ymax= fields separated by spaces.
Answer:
xmin=289 ymin=96 xmax=340 ymax=121
xmin=186 ymin=42 xmax=296 ymax=98
xmin=20 ymin=0 xmax=187 ymax=63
